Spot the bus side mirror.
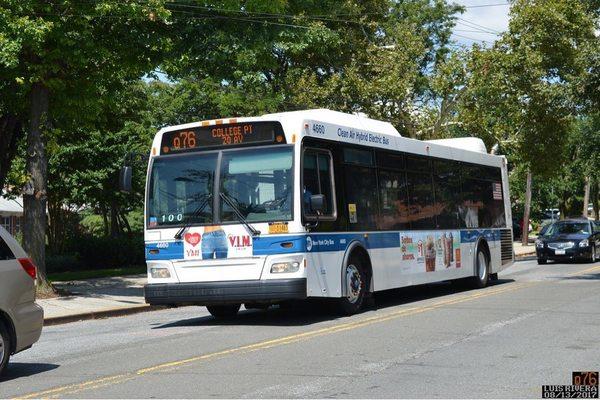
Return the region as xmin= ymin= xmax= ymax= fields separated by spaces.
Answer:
xmin=310 ymin=194 xmax=325 ymax=214
xmin=119 ymin=166 xmax=133 ymax=193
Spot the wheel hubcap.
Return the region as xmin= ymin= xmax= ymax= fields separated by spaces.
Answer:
xmin=346 ymin=264 xmax=362 ymax=304
xmin=478 ymin=252 xmax=487 ymax=281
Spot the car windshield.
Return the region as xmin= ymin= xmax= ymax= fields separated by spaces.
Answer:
xmin=148 ymin=153 xmax=217 ymax=228
xmin=147 ymin=146 xmax=293 ymax=228
xmin=220 ymin=146 xmax=293 ymax=223
xmin=544 ymin=222 xmax=590 ymax=236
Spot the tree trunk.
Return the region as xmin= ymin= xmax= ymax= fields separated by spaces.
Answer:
xmin=582 ymin=176 xmax=590 ymax=218
xmin=110 ymin=199 xmax=120 ymax=237
xmin=119 ymin=210 xmax=132 ymax=235
xmin=23 ymin=83 xmax=50 ymax=288
xmin=521 ymin=170 xmax=532 ymax=246
xmin=101 ymin=205 xmax=109 ymax=236
xmin=592 ymin=179 xmax=599 ymax=221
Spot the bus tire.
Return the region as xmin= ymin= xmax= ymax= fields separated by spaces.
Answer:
xmin=336 ymin=256 xmax=368 ymax=315
xmin=0 ymin=319 xmax=11 ymax=376
xmin=206 ymin=304 xmax=241 ymax=318
xmin=470 ymin=247 xmax=489 ymax=289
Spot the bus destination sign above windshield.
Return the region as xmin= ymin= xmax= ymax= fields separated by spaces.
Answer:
xmin=161 ymin=121 xmax=285 ymax=154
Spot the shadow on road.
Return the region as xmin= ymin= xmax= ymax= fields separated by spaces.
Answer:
xmin=152 ymin=278 xmax=515 ymax=330
xmin=559 ymin=272 xmax=600 ymax=281
xmin=0 ymin=362 xmax=60 ymax=383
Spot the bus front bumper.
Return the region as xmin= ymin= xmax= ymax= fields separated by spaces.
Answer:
xmin=145 ymin=278 xmax=307 ymax=306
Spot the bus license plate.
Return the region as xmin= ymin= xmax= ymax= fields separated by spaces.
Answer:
xmin=555 ymin=249 xmax=566 ymax=255
xmin=268 ymin=222 xmax=289 ymax=234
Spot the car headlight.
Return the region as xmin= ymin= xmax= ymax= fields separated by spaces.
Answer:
xmin=150 ymin=267 xmax=171 ymax=278
xmin=270 ymin=261 xmax=300 ymax=273
xmin=579 ymin=239 xmax=589 ymax=248
xmin=535 ymin=240 xmax=544 ymax=248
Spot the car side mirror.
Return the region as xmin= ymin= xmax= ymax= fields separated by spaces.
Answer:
xmin=119 ymin=166 xmax=133 ymax=193
xmin=310 ymin=194 xmax=325 ymax=214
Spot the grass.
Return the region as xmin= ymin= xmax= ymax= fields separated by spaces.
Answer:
xmin=47 ymin=265 xmax=146 ymax=282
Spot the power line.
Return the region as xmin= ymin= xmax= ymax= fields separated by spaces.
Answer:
xmin=457 ymin=17 xmax=502 ymax=34
xmin=452 ymin=33 xmax=494 ymax=43
xmin=454 ymin=29 xmax=500 ymax=35
xmin=464 ymin=2 xmax=510 ymax=8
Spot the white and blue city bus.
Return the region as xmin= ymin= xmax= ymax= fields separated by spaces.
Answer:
xmin=140 ymin=109 xmax=514 ymax=317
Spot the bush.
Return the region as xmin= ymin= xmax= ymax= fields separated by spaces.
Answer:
xmin=46 ymin=254 xmax=83 ymax=273
xmin=80 ymin=214 xmax=106 ymax=236
xmin=46 ymin=234 xmax=145 ymax=272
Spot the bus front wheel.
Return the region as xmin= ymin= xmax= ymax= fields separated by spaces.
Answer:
xmin=336 ymin=257 xmax=368 ymax=315
xmin=206 ymin=304 xmax=241 ymax=318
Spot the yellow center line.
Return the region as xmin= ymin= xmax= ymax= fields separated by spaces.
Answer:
xmin=565 ymin=264 xmax=600 ymax=276
xmin=19 ymin=265 xmax=597 ymax=400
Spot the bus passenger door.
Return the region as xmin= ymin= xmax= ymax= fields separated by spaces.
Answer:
xmin=302 ymin=147 xmax=340 ymax=297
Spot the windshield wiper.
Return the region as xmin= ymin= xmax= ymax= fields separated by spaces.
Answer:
xmin=219 ymin=192 xmax=261 ymax=237
xmin=174 ymin=193 xmax=212 ymax=239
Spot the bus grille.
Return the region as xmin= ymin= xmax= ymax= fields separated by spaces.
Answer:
xmin=500 ymin=229 xmax=513 ymax=265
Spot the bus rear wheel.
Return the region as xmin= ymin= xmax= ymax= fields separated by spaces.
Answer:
xmin=470 ymin=248 xmax=489 ymax=289
xmin=206 ymin=304 xmax=241 ymax=318
xmin=336 ymin=257 xmax=368 ymax=315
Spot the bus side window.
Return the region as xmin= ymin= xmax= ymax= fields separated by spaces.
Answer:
xmin=433 ymin=160 xmax=461 ymax=229
xmin=303 ymin=149 xmax=335 ymax=218
xmin=406 ymin=156 xmax=435 ymax=230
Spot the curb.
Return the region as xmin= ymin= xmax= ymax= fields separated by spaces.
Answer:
xmin=515 ymin=254 xmax=537 ymax=262
xmin=43 ymin=304 xmax=168 ymax=326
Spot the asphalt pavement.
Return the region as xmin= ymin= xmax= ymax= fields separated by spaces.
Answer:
xmin=2 ymin=259 xmax=599 ymax=399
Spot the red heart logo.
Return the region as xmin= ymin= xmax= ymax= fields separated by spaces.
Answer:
xmin=184 ymin=232 xmax=201 ymax=247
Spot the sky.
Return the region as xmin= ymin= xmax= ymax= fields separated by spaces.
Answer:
xmin=450 ymin=1 xmax=511 ymax=47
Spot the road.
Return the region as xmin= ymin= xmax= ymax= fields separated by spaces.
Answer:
xmin=2 ymin=260 xmax=599 ymax=399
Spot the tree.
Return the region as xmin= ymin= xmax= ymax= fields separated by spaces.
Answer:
xmin=46 ymin=81 xmax=155 ymax=252
xmin=285 ymin=0 xmax=465 ymax=138
xmin=0 ymin=1 xmax=170 ymax=286
xmin=457 ymin=0 xmax=597 ymax=244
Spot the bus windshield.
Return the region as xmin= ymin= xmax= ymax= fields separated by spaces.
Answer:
xmin=148 ymin=153 xmax=217 ymax=228
xmin=220 ymin=146 xmax=293 ymax=223
xmin=147 ymin=146 xmax=293 ymax=228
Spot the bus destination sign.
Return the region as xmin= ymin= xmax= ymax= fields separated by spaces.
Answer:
xmin=161 ymin=121 xmax=284 ymax=154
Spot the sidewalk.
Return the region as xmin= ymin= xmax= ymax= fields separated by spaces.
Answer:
xmin=39 ymin=275 xmax=154 ymax=325
xmin=514 ymin=241 xmax=537 ymax=259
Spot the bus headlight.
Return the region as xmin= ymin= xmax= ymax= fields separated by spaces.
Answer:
xmin=150 ymin=267 xmax=171 ymax=278
xmin=271 ymin=261 xmax=300 ymax=273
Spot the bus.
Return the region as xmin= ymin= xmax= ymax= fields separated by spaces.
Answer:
xmin=131 ymin=109 xmax=514 ymax=317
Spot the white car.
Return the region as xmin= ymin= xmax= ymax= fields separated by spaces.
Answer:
xmin=0 ymin=227 xmax=44 ymax=375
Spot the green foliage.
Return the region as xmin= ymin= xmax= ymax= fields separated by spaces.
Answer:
xmin=1 ymin=0 xmax=598 ymax=272
xmin=459 ymin=0 xmax=596 ymax=177
xmin=80 ymin=214 xmax=106 ymax=237
xmin=46 ymin=234 xmax=145 ymax=273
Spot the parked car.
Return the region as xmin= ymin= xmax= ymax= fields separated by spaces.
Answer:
xmin=0 ymin=227 xmax=44 ymax=376
xmin=535 ymin=219 xmax=600 ymax=264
